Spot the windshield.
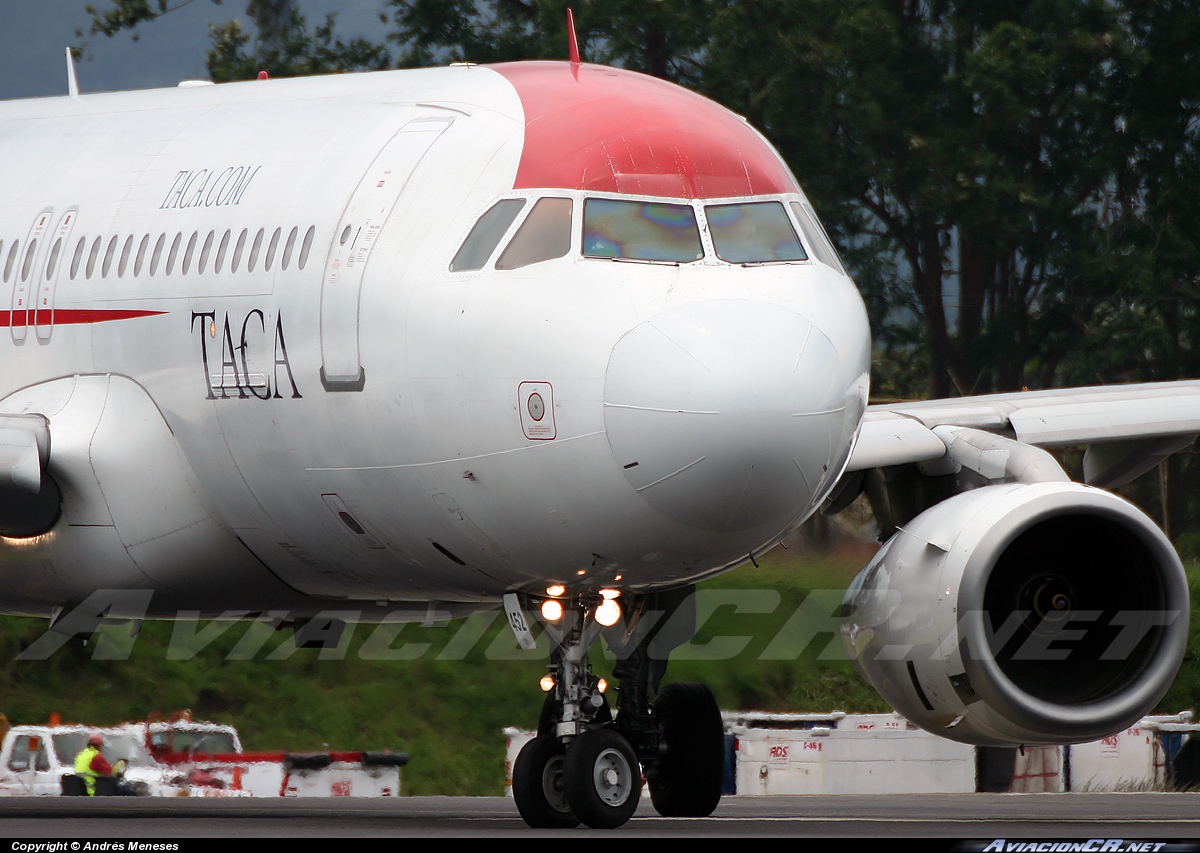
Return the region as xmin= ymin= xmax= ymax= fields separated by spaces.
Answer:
xmin=790 ymin=201 xmax=846 ymax=274
xmin=450 ymin=198 xmax=526 ymax=271
xmin=52 ymin=732 xmax=155 ymax=767
xmin=151 ymin=730 xmax=238 ymax=754
xmin=706 ymin=201 xmax=807 ymax=263
xmin=583 ymin=198 xmax=703 ymax=263
xmin=496 ymin=197 xmax=573 ymax=270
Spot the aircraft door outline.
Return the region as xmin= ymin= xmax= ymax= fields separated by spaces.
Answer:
xmin=36 ymin=207 xmax=78 ymax=343
xmin=319 ymin=117 xmax=453 ymax=391
xmin=9 ymin=208 xmax=53 ymax=345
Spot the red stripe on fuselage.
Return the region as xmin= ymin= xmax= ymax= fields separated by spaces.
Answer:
xmin=491 ymin=61 xmax=799 ymax=199
xmin=0 ymin=309 xmax=165 ymax=327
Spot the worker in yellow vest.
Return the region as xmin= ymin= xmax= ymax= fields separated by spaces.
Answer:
xmin=73 ymin=733 xmax=127 ymax=795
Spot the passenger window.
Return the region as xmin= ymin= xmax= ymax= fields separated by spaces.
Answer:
xmin=3 ymin=241 xmax=18 ymax=283
xmin=102 ymin=236 xmax=118 ymax=277
xmin=149 ymin=233 xmax=166 ymax=276
xmin=790 ymin=201 xmax=846 ymax=274
xmin=86 ymin=237 xmax=101 ymax=279
xmin=298 ymin=226 xmax=315 ymax=270
xmin=706 ymin=201 xmax=806 ymax=264
xmin=582 ymin=198 xmax=702 ymax=263
xmin=183 ymin=232 xmax=199 ymax=275
xmin=45 ymin=238 xmax=62 ymax=280
xmin=166 ymin=233 xmax=182 ymax=275
xmin=198 ymin=231 xmax=215 ymax=274
xmin=215 ymin=230 xmax=231 ymax=273
xmin=231 ymin=228 xmax=248 ymax=272
xmin=248 ymin=228 xmax=264 ymax=272
xmin=133 ymin=234 xmax=149 ymax=277
xmin=265 ymin=227 xmax=281 ymax=271
xmin=282 ymin=227 xmax=298 ymax=270
xmin=118 ymin=235 xmax=134 ymax=277
xmin=496 ymin=198 xmax=573 ymax=270
xmin=70 ymin=237 xmax=86 ymax=279
xmin=450 ymin=198 xmax=527 ymax=271
xmin=21 ymin=238 xmax=38 ymax=281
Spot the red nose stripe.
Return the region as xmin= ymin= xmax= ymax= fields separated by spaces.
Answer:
xmin=492 ymin=62 xmax=799 ymax=199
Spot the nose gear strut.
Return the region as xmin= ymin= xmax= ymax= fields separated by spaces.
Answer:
xmin=507 ymin=586 xmax=725 ymax=829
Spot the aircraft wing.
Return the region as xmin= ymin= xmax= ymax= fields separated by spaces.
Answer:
xmin=846 ymin=380 xmax=1200 ymax=488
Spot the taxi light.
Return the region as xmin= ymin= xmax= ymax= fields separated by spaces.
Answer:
xmin=595 ymin=598 xmax=621 ymax=627
xmin=596 ymin=678 xmax=608 ymax=694
xmin=599 ymin=588 xmax=620 ymax=600
xmin=540 ymin=599 xmax=564 ymax=622
xmin=546 ymin=584 xmax=566 ymax=597
xmin=539 ymin=675 xmax=556 ymax=693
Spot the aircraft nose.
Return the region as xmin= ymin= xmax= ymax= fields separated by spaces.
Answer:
xmin=604 ymin=299 xmax=854 ymax=533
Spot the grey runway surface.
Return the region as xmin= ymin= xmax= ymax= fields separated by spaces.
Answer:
xmin=0 ymin=794 xmax=1199 ymax=838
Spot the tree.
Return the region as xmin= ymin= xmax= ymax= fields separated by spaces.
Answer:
xmin=80 ymin=0 xmax=389 ymax=80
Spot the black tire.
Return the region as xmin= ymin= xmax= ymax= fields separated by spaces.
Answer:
xmin=648 ymin=682 xmax=724 ymax=817
xmin=563 ymin=727 xmax=640 ymax=829
xmin=512 ymin=734 xmax=580 ymax=828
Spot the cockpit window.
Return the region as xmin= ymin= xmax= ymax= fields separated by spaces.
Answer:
xmin=790 ymin=201 xmax=846 ymax=274
xmin=706 ymin=201 xmax=806 ymax=264
xmin=450 ymin=198 xmax=527 ymax=271
xmin=496 ymin=197 xmax=573 ymax=270
xmin=582 ymin=199 xmax=703 ymax=263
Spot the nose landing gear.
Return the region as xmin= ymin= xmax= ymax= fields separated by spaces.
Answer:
xmin=508 ymin=587 xmax=724 ymax=830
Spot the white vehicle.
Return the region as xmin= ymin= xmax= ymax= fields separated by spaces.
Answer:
xmin=0 ymin=43 xmax=1192 ymax=828
xmin=135 ymin=716 xmax=403 ymax=797
xmin=0 ymin=724 xmax=167 ymax=796
xmin=141 ymin=718 xmax=242 ymax=758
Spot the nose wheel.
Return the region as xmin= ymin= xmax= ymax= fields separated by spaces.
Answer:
xmin=508 ymin=586 xmax=717 ymax=829
xmin=512 ymin=735 xmax=580 ymax=828
xmin=563 ymin=727 xmax=640 ymax=828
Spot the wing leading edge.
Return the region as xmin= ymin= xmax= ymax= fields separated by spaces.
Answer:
xmin=847 ymin=379 xmax=1200 ymax=489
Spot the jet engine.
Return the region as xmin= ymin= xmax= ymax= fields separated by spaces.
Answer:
xmin=841 ymin=481 xmax=1189 ymax=746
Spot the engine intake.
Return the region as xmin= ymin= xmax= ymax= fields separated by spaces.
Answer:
xmin=841 ymin=481 xmax=1189 ymax=746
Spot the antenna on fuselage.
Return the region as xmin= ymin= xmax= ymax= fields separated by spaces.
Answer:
xmin=65 ymin=47 xmax=80 ymax=99
xmin=567 ymin=8 xmax=581 ymax=66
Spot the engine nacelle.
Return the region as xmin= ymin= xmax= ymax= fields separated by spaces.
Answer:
xmin=841 ymin=481 xmax=1189 ymax=746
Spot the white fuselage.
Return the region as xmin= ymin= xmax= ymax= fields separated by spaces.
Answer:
xmin=0 ymin=63 xmax=871 ymax=618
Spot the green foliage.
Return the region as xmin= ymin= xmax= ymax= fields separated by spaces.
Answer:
xmin=1158 ymin=561 xmax=1200 ymax=714
xmin=81 ymin=0 xmax=176 ymax=40
xmin=207 ymin=2 xmax=390 ymax=81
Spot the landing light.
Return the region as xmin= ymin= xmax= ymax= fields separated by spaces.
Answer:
xmin=539 ymin=675 xmax=555 ymax=692
xmin=595 ymin=598 xmax=621 ymax=627
xmin=546 ymin=584 xmax=566 ymax=597
xmin=540 ymin=599 xmax=564 ymax=622
xmin=599 ymin=589 xmax=620 ymax=600
xmin=596 ymin=678 xmax=608 ymax=694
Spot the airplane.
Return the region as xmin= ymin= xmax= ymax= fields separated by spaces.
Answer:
xmin=0 ymin=40 xmax=1195 ymax=828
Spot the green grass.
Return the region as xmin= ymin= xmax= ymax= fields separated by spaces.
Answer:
xmin=0 ymin=544 xmax=1195 ymax=795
